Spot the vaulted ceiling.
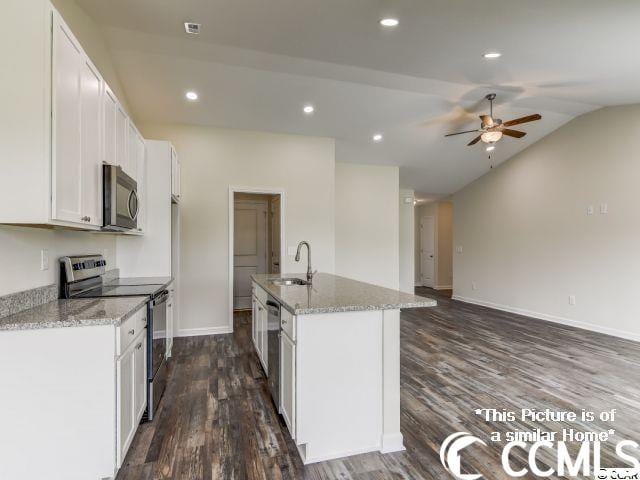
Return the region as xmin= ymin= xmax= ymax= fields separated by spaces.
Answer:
xmin=76 ymin=0 xmax=640 ymax=197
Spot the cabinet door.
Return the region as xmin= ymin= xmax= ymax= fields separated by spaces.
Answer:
xmin=116 ymin=346 xmax=135 ymax=467
xmin=51 ymin=13 xmax=83 ymax=224
xmin=80 ymin=59 xmax=102 ymax=226
xmin=171 ymin=146 xmax=181 ymax=200
xmin=103 ymin=86 xmax=117 ymax=166
xmin=133 ymin=129 xmax=146 ymax=232
xmin=251 ymin=296 xmax=258 ymax=349
xmin=115 ymin=103 xmax=128 ymax=175
xmin=133 ymin=332 xmax=147 ymax=423
xmin=281 ymin=332 xmax=296 ymax=439
xmin=167 ymin=290 xmax=174 ymax=358
xmin=260 ymin=303 xmax=268 ymax=371
xmin=256 ymin=302 xmax=263 ymax=359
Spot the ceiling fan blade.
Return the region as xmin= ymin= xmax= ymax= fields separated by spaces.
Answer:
xmin=502 ymin=128 xmax=526 ymax=138
xmin=467 ymin=135 xmax=482 ymax=146
xmin=480 ymin=115 xmax=493 ymax=127
xmin=502 ymin=114 xmax=541 ymax=127
xmin=444 ymin=129 xmax=481 ymax=137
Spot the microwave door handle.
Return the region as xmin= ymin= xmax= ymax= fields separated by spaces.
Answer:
xmin=127 ymin=190 xmax=140 ymax=220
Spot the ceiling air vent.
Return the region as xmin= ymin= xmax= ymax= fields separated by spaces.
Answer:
xmin=184 ymin=22 xmax=201 ymax=34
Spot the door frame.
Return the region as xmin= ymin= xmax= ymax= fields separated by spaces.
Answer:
xmin=228 ymin=186 xmax=285 ymax=333
xmin=420 ymin=215 xmax=436 ymax=288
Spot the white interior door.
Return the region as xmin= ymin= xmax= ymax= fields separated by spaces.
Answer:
xmin=420 ymin=216 xmax=435 ymax=287
xmin=270 ymin=196 xmax=281 ymax=274
xmin=233 ymin=201 xmax=268 ymax=310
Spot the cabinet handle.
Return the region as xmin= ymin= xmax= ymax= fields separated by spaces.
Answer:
xmin=282 ymin=319 xmax=287 ymax=325
xmin=86 ymin=216 xmax=91 ymax=222
xmin=129 ymin=329 xmax=135 ymax=335
xmin=136 ymin=342 xmax=142 ymax=350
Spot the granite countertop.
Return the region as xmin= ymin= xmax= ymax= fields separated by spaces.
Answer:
xmin=0 ymin=296 xmax=148 ymax=331
xmin=251 ymin=273 xmax=437 ymax=315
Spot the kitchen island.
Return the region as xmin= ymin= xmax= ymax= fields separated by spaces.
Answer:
xmin=251 ymin=272 xmax=436 ymax=464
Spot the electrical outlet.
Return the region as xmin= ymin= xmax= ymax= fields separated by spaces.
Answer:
xmin=569 ymin=295 xmax=576 ymax=306
xmin=40 ymin=249 xmax=49 ymax=271
xmin=472 ymin=282 xmax=478 ymax=290
xmin=288 ymin=246 xmax=297 ymax=256
xmin=587 ymin=205 xmax=594 ymax=215
xmin=456 ymin=246 xmax=463 ymax=254
xmin=600 ymin=203 xmax=608 ymax=215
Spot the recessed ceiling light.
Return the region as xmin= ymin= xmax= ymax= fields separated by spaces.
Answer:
xmin=303 ymin=104 xmax=315 ymax=114
xmin=185 ymin=91 xmax=198 ymax=101
xmin=483 ymin=52 xmax=501 ymax=59
xmin=373 ymin=133 xmax=383 ymax=142
xmin=486 ymin=145 xmax=496 ymax=152
xmin=380 ymin=18 xmax=399 ymax=27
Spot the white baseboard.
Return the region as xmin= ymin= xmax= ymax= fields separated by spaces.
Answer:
xmin=434 ymin=285 xmax=452 ymax=290
xmin=452 ymin=295 xmax=640 ymax=342
xmin=380 ymin=433 xmax=406 ymax=453
xmin=175 ymin=325 xmax=233 ymax=337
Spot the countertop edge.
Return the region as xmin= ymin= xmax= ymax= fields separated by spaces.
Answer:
xmin=252 ymin=273 xmax=438 ymax=316
xmin=0 ymin=296 xmax=149 ymax=332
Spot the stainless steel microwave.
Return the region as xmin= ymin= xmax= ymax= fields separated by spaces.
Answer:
xmin=103 ymin=164 xmax=138 ymax=231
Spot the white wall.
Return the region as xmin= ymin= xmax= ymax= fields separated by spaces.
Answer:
xmin=138 ymin=123 xmax=336 ymax=335
xmin=0 ymin=226 xmax=116 ymax=296
xmin=453 ymin=104 xmax=640 ymax=340
xmin=399 ymin=189 xmax=415 ymax=293
xmin=335 ymin=163 xmax=399 ymax=290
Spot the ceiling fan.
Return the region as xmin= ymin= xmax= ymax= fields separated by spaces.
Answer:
xmin=445 ymin=93 xmax=541 ymax=146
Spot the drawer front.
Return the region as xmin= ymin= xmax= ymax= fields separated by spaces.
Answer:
xmin=281 ymin=308 xmax=295 ymax=341
xmin=117 ymin=305 xmax=147 ymax=356
xmin=253 ymin=282 xmax=268 ymax=306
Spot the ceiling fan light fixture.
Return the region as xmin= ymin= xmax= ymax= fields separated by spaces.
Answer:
xmin=481 ymin=131 xmax=503 ymax=143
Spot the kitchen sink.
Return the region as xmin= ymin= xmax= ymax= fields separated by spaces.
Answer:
xmin=270 ymin=277 xmax=309 ymax=286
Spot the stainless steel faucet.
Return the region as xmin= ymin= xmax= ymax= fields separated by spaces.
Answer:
xmin=295 ymin=241 xmax=315 ymax=283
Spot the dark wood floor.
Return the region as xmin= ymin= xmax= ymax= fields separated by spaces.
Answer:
xmin=116 ymin=288 xmax=640 ymax=479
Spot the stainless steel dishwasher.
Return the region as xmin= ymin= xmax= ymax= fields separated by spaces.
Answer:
xmin=266 ymin=295 xmax=281 ymax=410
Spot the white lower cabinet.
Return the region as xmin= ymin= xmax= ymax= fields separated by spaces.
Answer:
xmin=116 ymin=326 xmax=147 ymax=467
xmin=167 ymin=288 xmax=174 ymax=358
xmin=280 ymin=331 xmax=296 ymax=439
xmin=251 ymin=292 xmax=268 ymax=372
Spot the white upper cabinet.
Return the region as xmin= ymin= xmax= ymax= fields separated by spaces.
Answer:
xmin=130 ymin=124 xmax=146 ymax=233
xmin=51 ymin=13 xmax=83 ymax=224
xmin=171 ymin=146 xmax=181 ymax=202
xmin=0 ymin=4 xmax=146 ymax=232
xmin=103 ymin=86 xmax=117 ymax=167
xmin=115 ymin=103 xmax=129 ymax=176
xmin=80 ymin=59 xmax=103 ymax=227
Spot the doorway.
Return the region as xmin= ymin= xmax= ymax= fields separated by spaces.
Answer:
xmin=231 ymin=191 xmax=283 ymax=313
xmin=420 ymin=215 xmax=435 ymax=288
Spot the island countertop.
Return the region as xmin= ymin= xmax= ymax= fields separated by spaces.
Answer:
xmin=0 ymin=296 xmax=148 ymax=331
xmin=251 ymin=272 xmax=437 ymax=315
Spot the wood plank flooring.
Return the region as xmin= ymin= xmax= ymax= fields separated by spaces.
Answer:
xmin=116 ymin=288 xmax=640 ymax=479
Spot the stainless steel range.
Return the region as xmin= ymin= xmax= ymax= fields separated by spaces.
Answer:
xmin=59 ymin=254 xmax=170 ymax=421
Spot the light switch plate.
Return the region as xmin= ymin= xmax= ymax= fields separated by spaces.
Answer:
xmin=587 ymin=205 xmax=594 ymax=215
xmin=569 ymin=295 xmax=576 ymax=306
xmin=40 ymin=249 xmax=49 ymax=271
xmin=600 ymin=203 xmax=608 ymax=214
xmin=456 ymin=246 xmax=463 ymax=254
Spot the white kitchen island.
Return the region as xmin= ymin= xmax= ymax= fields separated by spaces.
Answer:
xmin=251 ymin=273 xmax=436 ymax=464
